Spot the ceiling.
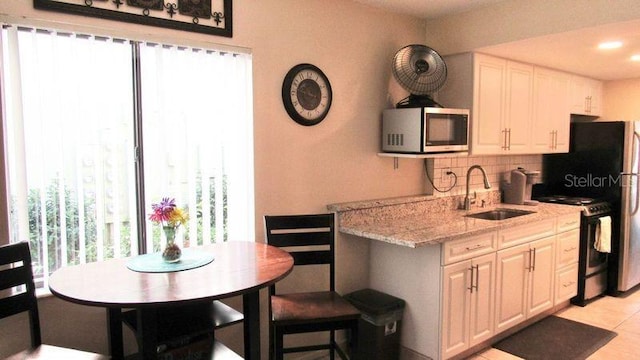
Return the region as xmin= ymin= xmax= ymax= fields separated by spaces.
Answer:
xmin=478 ymin=20 xmax=640 ymax=81
xmin=354 ymin=0 xmax=640 ymax=80
xmin=352 ymin=0 xmax=507 ymax=20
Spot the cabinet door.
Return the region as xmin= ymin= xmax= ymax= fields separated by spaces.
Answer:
xmin=495 ymin=243 xmax=529 ymax=333
xmin=552 ymin=79 xmax=571 ymax=153
xmin=504 ymin=61 xmax=534 ymax=153
xmin=532 ymin=68 xmax=570 ymax=153
xmin=498 ymin=218 xmax=555 ymax=250
xmin=528 ymin=237 xmax=556 ymax=318
xmin=570 ymin=75 xmax=603 ymax=116
xmin=556 ymin=263 xmax=579 ymax=304
xmin=469 ymin=253 xmax=496 ymax=347
xmin=588 ymin=78 xmax=603 ymax=116
xmin=570 ymin=75 xmax=589 ymax=114
xmin=557 ymin=228 xmax=580 ymax=267
xmin=472 ymin=54 xmax=506 ymax=155
xmin=441 ymin=260 xmax=471 ymax=359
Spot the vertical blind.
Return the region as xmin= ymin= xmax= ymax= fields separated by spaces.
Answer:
xmin=1 ymin=25 xmax=254 ymax=289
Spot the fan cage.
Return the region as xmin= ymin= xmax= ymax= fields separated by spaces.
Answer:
xmin=392 ymin=45 xmax=447 ymax=96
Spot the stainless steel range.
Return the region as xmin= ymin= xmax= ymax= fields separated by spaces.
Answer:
xmin=536 ymin=196 xmax=613 ymax=306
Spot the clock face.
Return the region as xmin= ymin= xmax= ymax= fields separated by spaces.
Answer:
xmin=282 ymin=64 xmax=332 ymax=126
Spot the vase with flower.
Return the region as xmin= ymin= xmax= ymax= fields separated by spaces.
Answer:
xmin=149 ymin=197 xmax=189 ymax=263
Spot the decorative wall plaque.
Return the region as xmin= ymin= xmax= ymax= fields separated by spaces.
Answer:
xmin=33 ymin=0 xmax=232 ymax=38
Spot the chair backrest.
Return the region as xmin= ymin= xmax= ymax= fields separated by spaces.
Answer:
xmin=264 ymin=213 xmax=336 ymax=295
xmin=0 ymin=241 xmax=42 ymax=349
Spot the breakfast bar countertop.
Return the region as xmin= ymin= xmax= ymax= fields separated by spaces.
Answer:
xmin=327 ymin=192 xmax=582 ymax=248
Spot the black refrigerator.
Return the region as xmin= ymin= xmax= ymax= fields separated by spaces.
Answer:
xmin=538 ymin=121 xmax=640 ymax=293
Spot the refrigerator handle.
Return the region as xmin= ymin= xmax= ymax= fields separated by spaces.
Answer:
xmin=632 ymin=131 xmax=640 ymax=216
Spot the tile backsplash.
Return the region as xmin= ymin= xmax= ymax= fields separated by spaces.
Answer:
xmin=430 ymin=154 xmax=542 ymax=197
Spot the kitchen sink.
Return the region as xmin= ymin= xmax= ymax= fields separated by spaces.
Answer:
xmin=465 ymin=208 xmax=535 ymax=221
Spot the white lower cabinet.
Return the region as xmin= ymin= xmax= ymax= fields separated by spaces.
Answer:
xmin=556 ymin=263 xmax=579 ymax=303
xmin=495 ymin=236 xmax=555 ymax=333
xmin=555 ymin=220 xmax=580 ymax=304
xmin=527 ymin=237 xmax=556 ymax=317
xmin=367 ymin=212 xmax=582 ymax=360
xmin=441 ymin=252 xmax=496 ymax=359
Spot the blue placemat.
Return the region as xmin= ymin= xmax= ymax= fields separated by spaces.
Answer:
xmin=126 ymin=248 xmax=214 ymax=273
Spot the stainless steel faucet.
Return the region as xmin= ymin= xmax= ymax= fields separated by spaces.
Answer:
xmin=464 ymin=165 xmax=491 ymax=210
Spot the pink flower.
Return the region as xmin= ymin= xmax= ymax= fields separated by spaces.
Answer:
xmin=148 ymin=197 xmax=189 ymax=227
xmin=149 ymin=197 xmax=176 ymax=224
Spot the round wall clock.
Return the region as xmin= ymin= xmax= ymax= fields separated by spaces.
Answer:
xmin=282 ymin=63 xmax=333 ymax=126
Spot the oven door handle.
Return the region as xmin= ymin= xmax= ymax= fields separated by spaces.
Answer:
xmin=587 ymin=217 xmax=603 ymax=225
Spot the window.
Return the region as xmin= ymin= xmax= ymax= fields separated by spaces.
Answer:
xmin=0 ymin=25 xmax=254 ymax=289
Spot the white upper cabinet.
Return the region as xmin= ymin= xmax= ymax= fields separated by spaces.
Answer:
xmin=471 ymin=54 xmax=507 ymax=154
xmin=504 ymin=60 xmax=534 ymax=154
xmin=531 ymin=67 xmax=571 ymax=153
xmin=570 ymin=75 xmax=603 ymax=116
xmin=437 ymin=53 xmax=572 ymax=155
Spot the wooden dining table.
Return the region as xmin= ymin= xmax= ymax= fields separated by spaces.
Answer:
xmin=48 ymin=241 xmax=294 ymax=360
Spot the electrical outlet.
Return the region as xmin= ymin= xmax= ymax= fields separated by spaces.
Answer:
xmin=441 ymin=168 xmax=453 ymax=179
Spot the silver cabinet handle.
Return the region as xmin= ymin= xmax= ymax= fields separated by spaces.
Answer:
xmin=468 ymin=266 xmax=475 ymax=293
xmin=468 ymin=264 xmax=480 ymax=293
xmin=532 ymin=248 xmax=536 ymax=271
xmin=465 ymin=244 xmax=482 ymax=251
xmin=507 ymin=128 xmax=512 ymax=150
xmin=474 ymin=264 xmax=479 ymax=292
xmin=502 ymin=128 xmax=508 ymax=150
xmin=585 ymin=96 xmax=592 ymax=113
xmin=561 ymin=220 xmax=579 ymax=227
xmin=526 ymin=248 xmax=536 ymax=272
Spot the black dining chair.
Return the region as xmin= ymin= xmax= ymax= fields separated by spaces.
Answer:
xmin=0 ymin=241 xmax=109 ymax=360
xmin=265 ymin=213 xmax=360 ymax=360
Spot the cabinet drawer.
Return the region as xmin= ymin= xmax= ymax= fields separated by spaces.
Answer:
xmin=442 ymin=232 xmax=497 ymax=265
xmin=556 ymin=263 xmax=579 ymax=304
xmin=557 ymin=213 xmax=580 ymax=233
xmin=498 ymin=219 xmax=555 ymax=249
xmin=556 ymin=228 xmax=580 ymax=267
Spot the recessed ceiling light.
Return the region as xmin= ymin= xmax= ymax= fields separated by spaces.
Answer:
xmin=598 ymin=41 xmax=623 ymax=49
xmin=631 ymin=54 xmax=640 ymax=62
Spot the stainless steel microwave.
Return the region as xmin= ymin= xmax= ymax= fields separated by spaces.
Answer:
xmin=381 ymin=107 xmax=469 ymax=154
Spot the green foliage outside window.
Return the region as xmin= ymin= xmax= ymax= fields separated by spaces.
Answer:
xmin=19 ymin=173 xmax=227 ymax=277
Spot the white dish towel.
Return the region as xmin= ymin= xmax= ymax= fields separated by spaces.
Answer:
xmin=594 ymin=216 xmax=612 ymax=253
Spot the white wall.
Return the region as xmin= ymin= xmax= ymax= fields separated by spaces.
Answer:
xmin=603 ymin=79 xmax=640 ymax=120
xmin=432 ymin=155 xmax=542 ymax=197
xmin=0 ymin=0 xmax=427 ymax=358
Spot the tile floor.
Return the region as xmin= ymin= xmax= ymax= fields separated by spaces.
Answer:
xmin=468 ymin=287 xmax=640 ymax=360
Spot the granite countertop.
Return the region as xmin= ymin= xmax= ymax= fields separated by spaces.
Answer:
xmin=328 ymin=194 xmax=582 ymax=248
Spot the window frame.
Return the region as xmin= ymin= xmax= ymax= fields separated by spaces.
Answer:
xmin=0 ymin=20 xmax=255 ymax=291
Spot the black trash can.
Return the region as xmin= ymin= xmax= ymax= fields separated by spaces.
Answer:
xmin=345 ymin=288 xmax=405 ymax=360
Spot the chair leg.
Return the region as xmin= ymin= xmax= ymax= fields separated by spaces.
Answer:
xmin=334 ymin=322 xmax=359 ymax=360
xmin=274 ymin=327 xmax=284 ymax=360
xmin=350 ymin=321 xmax=358 ymax=360
xmin=330 ymin=330 xmax=336 ymax=360
xmin=269 ymin=325 xmax=273 ymax=360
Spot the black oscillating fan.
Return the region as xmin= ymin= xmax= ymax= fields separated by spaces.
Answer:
xmin=392 ymin=44 xmax=447 ymax=108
